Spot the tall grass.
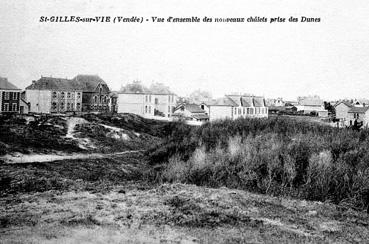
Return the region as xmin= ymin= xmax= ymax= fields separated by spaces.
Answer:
xmin=147 ymin=117 xmax=369 ymax=211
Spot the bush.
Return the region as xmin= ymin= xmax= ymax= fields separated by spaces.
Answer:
xmin=147 ymin=116 xmax=369 ymax=211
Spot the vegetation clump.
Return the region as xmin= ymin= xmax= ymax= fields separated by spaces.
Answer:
xmin=147 ymin=117 xmax=369 ymax=211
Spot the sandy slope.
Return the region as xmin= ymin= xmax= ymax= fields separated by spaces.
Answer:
xmin=1 ymin=183 xmax=369 ymax=243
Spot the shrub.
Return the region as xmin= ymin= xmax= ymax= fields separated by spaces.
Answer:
xmin=149 ymin=116 xmax=369 ymax=211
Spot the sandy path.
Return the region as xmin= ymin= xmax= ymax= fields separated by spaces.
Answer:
xmin=0 ymin=150 xmax=142 ymax=164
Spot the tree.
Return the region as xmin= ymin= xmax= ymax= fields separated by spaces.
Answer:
xmin=324 ymin=101 xmax=335 ymax=116
xmin=188 ymin=89 xmax=212 ymax=104
xmin=120 ymin=81 xmax=148 ymax=93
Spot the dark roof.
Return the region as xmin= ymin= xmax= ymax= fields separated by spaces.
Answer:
xmin=0 ymin=77 xmax=20 ymax=90
xmin=72 ymin=75 xmax=108 ymax=92
xmin=348 ymin=107 xmax=369 ymax=113
xmin=334 ymin=101 xmax=353 ymax=108
xmin=26 ymin=75 xmax=109 ymax=92
xmin=26 ymin=77 xmax=81 ymax=90
xmin=176 ymin=103 xmax=206 ymax=113
xmin=192 ymin=113 xmax=209 ymax=119
xmin=225 ymin=95 xmax=266 ymax=107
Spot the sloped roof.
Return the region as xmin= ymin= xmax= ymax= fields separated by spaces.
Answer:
xmin=209 ymin=97 xmax=238 ymax=106
xmin=192 ymin=113 xmax=209 ymax=119
xmin=184 ymin=104 xmax=206 ymax=113
xmin=72 ymin=75 xmax=108 ymax=92
xmin=298 ymin=98 xmax=323 ymax=106
xmin=241 ymin=96 xmax=253 ymax=107
xmin=0 ymin=77 xmax=20 ymax=90
xmin=225 ymin=95 xmax=266 ymax=107
xmin=26 ymin=77 xmax=81 ymax=90
xmin=226 ymin=95 xmax=242 ymax=106
xmin=253 ymin=96 xmax=266 ymax=107
xmin=26 ymin=75 xmax=109 ymax=92
xmin=334 ymin=101 xmax=353 ymax=108
xmin=348 ymin=107 xmax=369 ymax=113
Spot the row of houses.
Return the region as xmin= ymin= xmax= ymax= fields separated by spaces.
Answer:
xmin=0 ymin=75 xmax=269 ymax=121
xmin=267 ymin=96 xmax=328 ymax=117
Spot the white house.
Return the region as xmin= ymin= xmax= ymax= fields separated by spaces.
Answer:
xmin=296 ymin=96 xmax=328 ymax=117
xmin=117 ymin=91 xmax=177 ymax=118
xmin=203 ymin=95 xmax=268 ymax=121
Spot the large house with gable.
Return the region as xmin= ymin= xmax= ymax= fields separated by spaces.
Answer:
xmin=117 ymin=82 xmax=177 ymax=118
xmin=203 ymin=95 xmax=268 ymax=121
xmin=25 ymin=75 xmax=111 ymax=113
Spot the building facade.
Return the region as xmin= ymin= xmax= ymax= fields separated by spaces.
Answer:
xmin=204 ymin=95 xmax=268 ymax=121
xmin=72 ymin=75 xmax=110 ymax=113
xmin=117 ymin=92 xmax=177 ymax=118
xmin=0 ymin=77 xmax=21 ymax=113
xmin=25 ymin=75 xmax=111 ymax=114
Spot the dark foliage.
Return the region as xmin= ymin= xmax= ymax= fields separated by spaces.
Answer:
xmin=147 ymin=117 xmax=369 ymax=211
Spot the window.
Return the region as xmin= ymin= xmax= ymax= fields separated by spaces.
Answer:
xmin=60 ymin=102 xmax=64 ymax=110
xmin=145 ymin=106 xmax=148 ymax=113
xmin=168 ymin=95 xmax=171 ymax=102
xmin=52 ymin=102 xmax=57 ymax=111
xmin=94 ymin=96 xmax=98 ymax=103
xmin=149 ymin=106 xmax=151 ymax=114
xmin=3 ymin=92 xmax=9 ymax=100
xmin=76 ymin=103 xmax=81 ymax=110
xmin=11 ymin=103 xmax=17 ymax=112
xmin=155 ymin=98 xmax=158 ymax=105
xmin=243 ymin=108 xmax=245 ymax=114
xmin=149 ymin=95 xmax=152 ymax=103
xmin=250 ymin=108 xmax=254 ymax=114
xmin=77 ymin=93 xmax=81 ymax=99
xmin=168 ymin=106 xmax=170 ymax=113
xmin=67 ymin=92 xmax=71 ymax=99
xmin=61 ymin=92 xmax=65 ymax=99
xmin=52 ymin=92 xmax=57 ymax=99
xmin=3 ymin=103 xmax=9 ymax=111
xmin=238 ymin=108 xmax=241 ymax=114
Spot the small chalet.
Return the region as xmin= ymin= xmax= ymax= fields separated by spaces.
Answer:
xmin=203 ymin=95 xmax=268 ymax=121
xmin=173 ymin=103 xmax=209 ymax=122
xmin=296 ymin=96 xmax=328 ymax=117
xmin=334 ymin=101 xmax=353 ymax=123
xmin=347 ymin=107 xmax=369 ymax=127
xmin=0 ymin=77 xmax=21 ymax=113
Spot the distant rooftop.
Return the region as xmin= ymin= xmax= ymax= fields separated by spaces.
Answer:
xmin=0 ymin=77 xmax=20 ymax=90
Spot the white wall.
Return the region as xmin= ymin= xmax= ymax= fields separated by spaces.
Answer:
xmin=209 ymin=106 xmax=232 ymax=121
xmin=117 ymin=93 xmax=145 ymax=115
xmin=26 ymin=90 xmax=51 ymax=113
xmin=153 ymin=94 xmax=176 ymax=117
xmin=335 ymin=103 xmax=350 ymax=120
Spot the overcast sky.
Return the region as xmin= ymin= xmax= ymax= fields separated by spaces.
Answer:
xmin=0 ymin=0 xmax=368 ymax=101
